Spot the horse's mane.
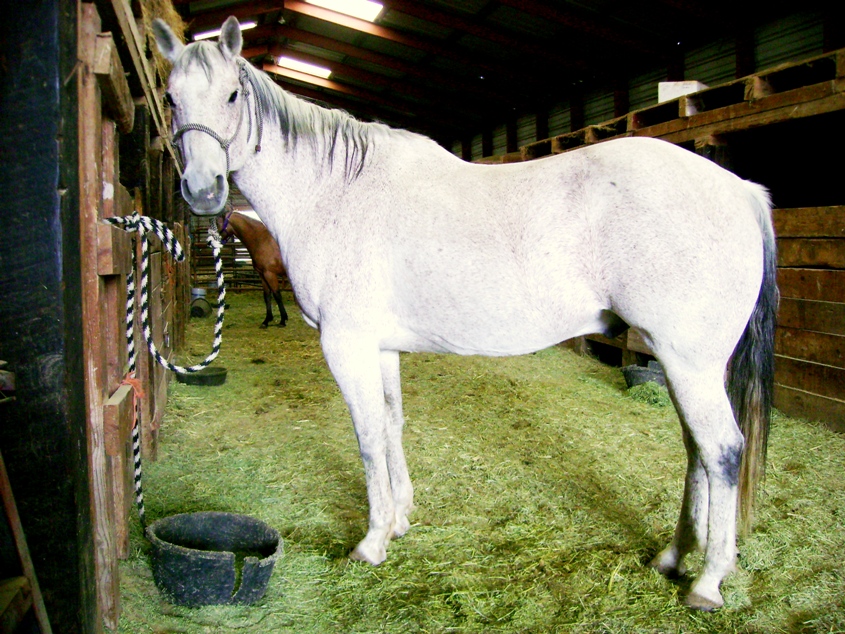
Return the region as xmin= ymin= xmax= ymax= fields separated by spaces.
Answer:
xmin=179 ymin=42 xmax=412 ymax=181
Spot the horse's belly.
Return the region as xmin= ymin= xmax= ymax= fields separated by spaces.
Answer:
xmin=383 ymin=278 xmax=604 ymax=356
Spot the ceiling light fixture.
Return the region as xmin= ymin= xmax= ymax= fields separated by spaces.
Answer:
xmin=305 ymin=0 xmax=384 ymax=22
xmin=276 ymin=56 xmax=333 ymax=79
xmin=193 ymin=20 xmax=258 ymax=41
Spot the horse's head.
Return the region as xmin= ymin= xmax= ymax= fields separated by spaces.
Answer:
xmin=153 ymin=17 xmax=250 ymax=215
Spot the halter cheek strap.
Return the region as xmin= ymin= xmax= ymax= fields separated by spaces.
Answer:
xmin=219 ymin=210 xmax=234 ymax=244
xmin=172 ymin=62 xmax=264 ymax=175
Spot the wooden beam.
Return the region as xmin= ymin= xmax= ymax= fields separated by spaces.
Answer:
xmin=260 ymin=24 xmax=511 ymax=106
xmin=183 ymin=0 xmax=281 ymax=31
xmin=774 ymin=206 xmax=845 ymax=238
xmin=381 ymin=0 xmax=590 ymax=73
xmin=778 ymin=268 xmax=845 ymax=303
xmin=284 ymin=0 xmax=545 ymax=91
xmin=779 ymin=298 xmax=845 ymax=336
xmin=109 ymin=0 xmax=181 ymax=176
xmin=0 ymin=452 xmax=51 ymax=633
xmin=774 ymin=384 xmax=845 ymax=432
xmin=93 ymin=32 xmax=134 ymax=133
xmin=497 ymin=0 xmax=665 ymax=58
xmin=263 ymin=62 xmax=412 ymax=109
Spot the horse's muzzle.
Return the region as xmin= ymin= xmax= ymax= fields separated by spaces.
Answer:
xmin=181 ymin=174 xmax=228 ymax=215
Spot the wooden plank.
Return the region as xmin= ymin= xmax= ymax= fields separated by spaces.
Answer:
xmin=626 ymin=329 xmax=654 ymax=355
xmin=93 ymin=32 xmax=134 ymax=134
xmin=108 ymin=0 xmax=180 ymax=173
xmin=773 ymin=206 xmax=845 ymax=238
xmin=775 ymin=327 xmax=845 ymax=369
xmin=103 ymin=384 xmax=135 ymax=560
xmin=0 ymin=576 xmax=31 ymax=634
xmin=103 ymin=384 xmax=134 ymax=457
xmin=775 ymin=384 xmax=845 ymax=433
xmin=777 ymin=238 xmax=845 ymax=268
xmin=79 ymin=5 xmax=119 ymax=630
xmin=0 ymin=452 xmax=51 ymax=634
xmin=97 ymin=223 xmax=132 ymax=276
xmin=585 ymin=332 xmax=625 ymax=349
xmin=635 ymin=79 xmax=845 ymax=145
xmin=778 ymin=298 xmax=845 ymax=335
xmin=775 ymin=355 xmax=845 ymax=401
xmin=777 ymin=268 xmax=845 ymax=302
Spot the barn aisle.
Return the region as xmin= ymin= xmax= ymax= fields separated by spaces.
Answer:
xmin=118 ymin=291 xmax=845 ymax=633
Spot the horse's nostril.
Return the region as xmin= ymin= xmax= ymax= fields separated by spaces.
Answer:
xmin=216 ymin=174 xmax=225 ymax=193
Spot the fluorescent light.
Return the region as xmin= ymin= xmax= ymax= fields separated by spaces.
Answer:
xmin=193 ymin=20 xmax=257 ymax=41
xmin=276 ymin=55 xmax=332 ymax=78
xmin=305 ymin=0 xmax=383 ymax=22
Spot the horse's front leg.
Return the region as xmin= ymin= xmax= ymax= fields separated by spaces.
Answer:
xmin=321 ymin=330 xmax=394 ymax=565
xmin=380 ymin=350 xmax=414 ymax=538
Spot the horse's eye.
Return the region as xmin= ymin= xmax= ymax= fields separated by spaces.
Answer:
xmin=164 ymin=92 xmax=175 ymax=107
xmin=228 ymin=90 xmax=238 ymax=104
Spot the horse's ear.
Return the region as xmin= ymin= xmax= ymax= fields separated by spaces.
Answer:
xmin=218 ymin=16 xmax=243 ymax=61
xmin=152 ymin=18 xmax=184 ymax=63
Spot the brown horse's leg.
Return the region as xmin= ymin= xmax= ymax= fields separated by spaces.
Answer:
xmin=265 ymin=272 xmax=288 ymax=327
xmin=260 ymin=278 xmax=273 ymax=328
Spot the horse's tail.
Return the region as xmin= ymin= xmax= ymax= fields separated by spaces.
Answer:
xmin=728 ymin=181 xmax=778 ymax=536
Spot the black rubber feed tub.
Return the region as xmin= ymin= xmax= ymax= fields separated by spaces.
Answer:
xmin=175 ymin=366 xmax=227 ymax=386
xmin=621 ymin=360 xmax=667 ymax=388
xmin=147 ymin=512 xmax=282 ymax=606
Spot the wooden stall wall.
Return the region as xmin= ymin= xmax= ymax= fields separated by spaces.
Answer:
xmin=774 ymin=207 xmax=845 ymax=432
xmin=76 ymin=2 xmax=189 ymax=628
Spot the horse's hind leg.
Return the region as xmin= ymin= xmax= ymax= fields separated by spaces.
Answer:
xmin=260 ymin=279 xmax=273 ymax=328
xmin=380 ymin=350 xmax=414 ymax=538
xmin=654 ymin=360 xmax=742 ymax=610
xmin=650 ymin=426 xmax=708 ymax=580
xmin=267 ymin=273 xmax=288 ymax=326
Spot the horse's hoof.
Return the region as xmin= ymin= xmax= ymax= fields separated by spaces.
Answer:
xmin=685 ymin=591 xmax=723 ymax=611
xmin=278 ymin=321 xmax=287 ymax=328
xmin=392 ymin=515 xmax=411 ymax=539
xmin=260 ymin=323 xmax=269 ymax=329
xmin=649 ymin=552 xmax=686 ymax=579
xmin=350 ymin=542 xmax=386 ymax=566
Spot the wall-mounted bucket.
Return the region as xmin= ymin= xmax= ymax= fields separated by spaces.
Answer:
xmin=146 ymin=512 xmax=282 ymax=607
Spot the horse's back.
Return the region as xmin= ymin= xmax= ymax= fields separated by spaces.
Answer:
xmin=361 ymin=137 xmax=767 ymax=356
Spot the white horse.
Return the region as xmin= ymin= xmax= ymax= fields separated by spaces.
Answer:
xmin=154 ymin=17 xmax=777 ymax=611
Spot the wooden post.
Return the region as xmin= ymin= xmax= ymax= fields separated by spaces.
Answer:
xmin=79 ymin=4 xmax=119 ymax=630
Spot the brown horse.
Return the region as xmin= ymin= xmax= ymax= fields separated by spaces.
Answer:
xmin=216 ymin=211 xmax=289 ymax=327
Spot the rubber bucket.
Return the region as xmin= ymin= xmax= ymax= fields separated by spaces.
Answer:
xmin=190 ymin=296 xmax=212 ymax=317
xmin=146 ymin=512 xmax=282 ymax=606
xmin=175 ymin=366 xmax=227 ymax=386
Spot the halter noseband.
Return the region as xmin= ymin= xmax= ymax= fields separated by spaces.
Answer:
xmin=172 ymin=62 xmax=263 ymax=175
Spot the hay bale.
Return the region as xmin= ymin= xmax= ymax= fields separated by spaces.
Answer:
xmin=140 ymin=0 xmax=186 ymax=82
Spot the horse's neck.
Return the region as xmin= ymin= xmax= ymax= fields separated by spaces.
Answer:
xmin=233 ymin=126 xmax=351 ymax=238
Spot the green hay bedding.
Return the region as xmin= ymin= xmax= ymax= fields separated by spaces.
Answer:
xmin=119 ymin=291 xmax=845 ymax=633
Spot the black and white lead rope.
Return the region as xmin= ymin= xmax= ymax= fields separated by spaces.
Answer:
xmin=106 ymin=211 xmax=226 ymax=529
